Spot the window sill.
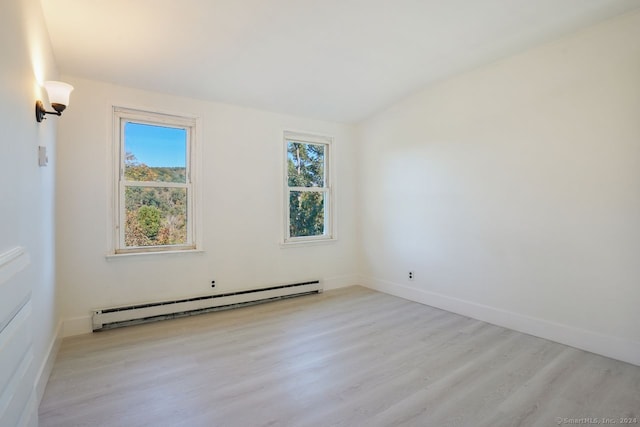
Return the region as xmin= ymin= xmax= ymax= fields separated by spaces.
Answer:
xmin=106 ymin=249 xmax=205 ymax=260
xmin=280 ymin=238 xmax=337 ymax=248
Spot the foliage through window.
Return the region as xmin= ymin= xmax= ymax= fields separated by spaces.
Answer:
xmin=114 ymin=108 xmax=197 ymax=253
xmin=284 ymin=132 xmax=333 ymax=243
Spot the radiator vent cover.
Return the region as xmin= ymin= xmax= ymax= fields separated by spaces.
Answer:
xmin=92 ymin=280 xmax=321 ymax=331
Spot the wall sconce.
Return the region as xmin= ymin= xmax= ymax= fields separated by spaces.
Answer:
xmin=35 ymin=81 xmax=74 ymax=123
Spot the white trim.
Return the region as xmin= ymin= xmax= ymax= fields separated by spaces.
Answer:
xmin=282 ymin=131 xmax=336 ymax=245
xmin=21 ymin=390 xmax=38 ymax=427
xmin=106 ymin=249 xmax=205 ymax=259
xmin=0 ymin=299 xmax=34 ymax=427
xmin=122 ymin=180 xmax=188 ymax=189
xmin=283 ymin=131 xmax=332 ymax=145
xmin=34 ymin=320 xmax=63 ymax=405
xmin=112 ymin=106 xmax=196 ymax=127
xmin=363 ymin=277 xmax=640 ymax=367
xmin=287 ymin=186 xmax=327 ymax=192
xmin=279 ymin=237 xmax=337 ymax=248
xmin=0 ymin=248 xmax=30 ymax=287
xmin=110 ymin=106 xmax=201 ymax=255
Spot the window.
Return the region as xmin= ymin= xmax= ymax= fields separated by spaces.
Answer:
xmin=113 ymin=107 xmax=198 ymax=254
xmin=284 ymin=131 xmax=334 ymax=244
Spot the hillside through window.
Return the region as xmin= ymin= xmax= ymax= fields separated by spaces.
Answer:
xmin=114 ymin=108 xmax=197 ymax=254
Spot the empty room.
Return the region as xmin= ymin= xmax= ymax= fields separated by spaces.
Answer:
xmin=1 ymin=0 xmax=639 ymax=426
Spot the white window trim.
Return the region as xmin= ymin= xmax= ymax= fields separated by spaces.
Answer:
xmin=282 ymin=131 xmax=336 ymax=246
xmin=110 ymin=106 xmax=201 ymax=256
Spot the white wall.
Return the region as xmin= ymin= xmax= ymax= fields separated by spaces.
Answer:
xmin=56 ymin=77 xmax=359 ymax=335
xmin=358 ymin=10 xmax=640 ymax=365
xmin=0 ymin=0 xmax=61 ymax=422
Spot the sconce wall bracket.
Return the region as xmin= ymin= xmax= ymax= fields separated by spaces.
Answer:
xmin=35 ymin=100 xmax=65 ymax=122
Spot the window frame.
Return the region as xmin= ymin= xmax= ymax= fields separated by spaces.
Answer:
xmin=112 ymin=107 xmax=199 ymax=255
xmin=282 ymin=131 xmax=335 ymax=245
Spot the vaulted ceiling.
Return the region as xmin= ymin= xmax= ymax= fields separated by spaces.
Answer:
xmin=41 ymin=0 xmax=640 ymax=123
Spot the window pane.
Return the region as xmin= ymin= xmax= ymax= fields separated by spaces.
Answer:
xmin=124 ymin=122 xmax=187 ymax=183
xmin=287 ymin=142 xmax=325 ymax=187
xmin=289 ymin=191 xmax=325 ymax=237
xmin=124 ymin=186 xmax=187 ymax=247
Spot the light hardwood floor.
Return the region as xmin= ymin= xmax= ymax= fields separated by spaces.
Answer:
xmin=39 ymin=286 xmax=639 ymax=427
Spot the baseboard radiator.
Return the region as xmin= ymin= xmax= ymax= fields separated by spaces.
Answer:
xmin=92 ymin=280 xmax=322 ymax=331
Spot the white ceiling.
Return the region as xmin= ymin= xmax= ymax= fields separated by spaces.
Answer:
xmin=41 ymin=0 xmax=640 ymax=123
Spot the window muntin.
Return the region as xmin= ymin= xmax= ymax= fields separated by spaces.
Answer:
xmin=284 ymin=132 xmax=333 ymax=243
xmin=114 ymin=108 xmax=196 ymax=254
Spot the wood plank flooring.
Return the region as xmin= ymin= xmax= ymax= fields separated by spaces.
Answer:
xmin=39 ymin=286 xmax=640 ymax=427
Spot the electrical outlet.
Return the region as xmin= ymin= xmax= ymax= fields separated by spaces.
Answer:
xmin=211 ymin=280 xmax=216 ymax=288
xmin=408 ymin=271 xmax=414 ymax=281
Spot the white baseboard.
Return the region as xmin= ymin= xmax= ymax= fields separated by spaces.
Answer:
xmin=363 ymin=277 xmax=640 ymax=367
xmin=323 ymin=274 xmax=361 ymax=290
xmin=34 ymin=320 xmax=63 ymax=405
xmin=62 ymin=316 xmax=92 ymax=337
